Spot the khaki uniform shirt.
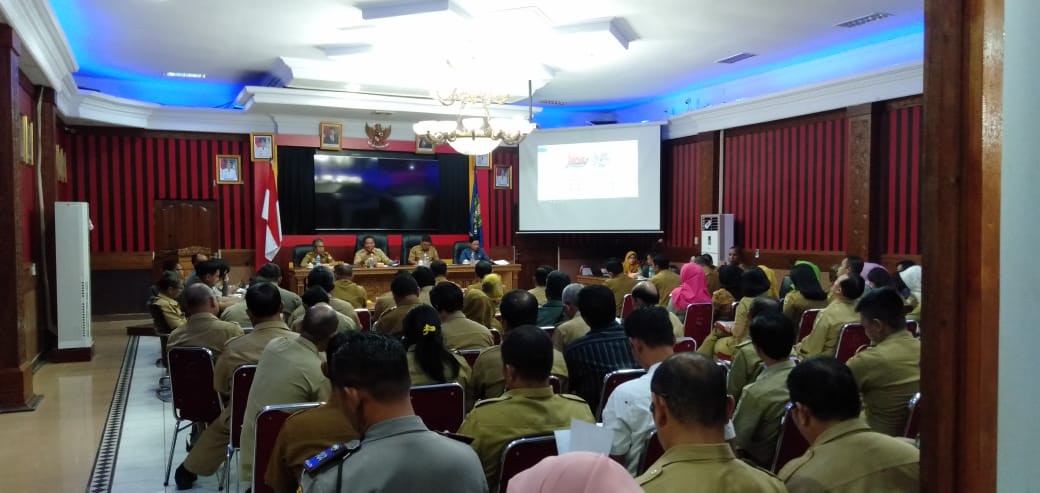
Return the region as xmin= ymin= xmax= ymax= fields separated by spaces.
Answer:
xmin=290 ymin=298 xmax=360 ymax=332
xmin=604 ymin=274 xmax=637 ymax=316
xmin=458 ymin=387 xmax=594 ymax=489
xmin=152 ymin=293 xmax=186 ymax=332
xmin=796 ymin=298 xmax=860 ymax=359
xmin=779 ymin=419 xmax=920 ymax=493
xmin=418 ymin=285 xmax=433 ymax=306
xmin=727 ymin=341 xmax=763 ymax=403
xmin=847 ymin=330 xmax=921 ymax=436
xmin=278 ymin=287 xmax=303 ymax=320
xmin=637 ymin=442 xmax=786 ymax=493
xmin=353 ymin=247 xmax=392 ymax=266
xmin=783 ymin=290 xmax=828 ymax=328
xmin=704 ymin=267 xmax=721 ymax=293
xmin=732 ymin=359 xmax=796 ymax=467
xmin=527 ymin=286 xmax=547 ymax=305
xmin=372 ymin=292 xmax=395 ymax=321
xmin=240 ymin=336 xmax=331 ymax=481
xmin=469 ymin=345 xmax=569 ymax=402
xmin=291 ymin=311 xmax=357 ymax=334
xmin=265 ymin=395 xmax=359 ymax=493
xmin=375 ymin=299 xmax=422 ymax=337
xmin=408 ymin=245 xmax=440 ymax=264
xmin=668 ymin=311 xmax=685 ymax=340
xmin=219 ymin=301 xmax=252 ymax=328
xmin=167 ymin=312 xmax=244 ymax=360
xmin=330 ymin=279 xmax=367 ymax=311
xmin=650 ymin=270 xmax=682 ymax=307
xmin=552 ymin=312 xmax=589 ymax=352
xmin=441 ymin=311 xmax=494 ymax=350
xmin=213 ymin=321 xmax=297 ymax=395
xmin=300 ymin=251 xmax=334 ymax=266
xmin=407 ymin=351 xmax=472 ymax=393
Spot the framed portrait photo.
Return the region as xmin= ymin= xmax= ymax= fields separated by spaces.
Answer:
xmin=215 ymin=154 xmax=243 ymax=184
xmin=250 ymin=133 xmax=274 ymax=161
xmin=319 ymin=122 xmax=343 ymax=151
xmin=494 ymin=165 xmax=512 ymax=190
xmin=473 ymin=153 xmax=491 ymax=169
xmin=415 ymin=135 xmax=435 ymax=154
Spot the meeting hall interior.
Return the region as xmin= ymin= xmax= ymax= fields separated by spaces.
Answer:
xmin=0 ymin=0 xmax=1030 ymax=492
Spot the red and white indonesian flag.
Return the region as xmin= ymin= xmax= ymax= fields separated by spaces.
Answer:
xmin=260 ymin=162 xmax=282 ymax=261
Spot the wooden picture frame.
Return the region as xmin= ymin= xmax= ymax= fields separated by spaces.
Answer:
xmin=474 ymin=153 xmax=492 ymax=168
xmin=494 ymin=165 xmax=512 ymax=189
xmin=250 ymin=133 xmax=274 ymax=161
xmin=319 ymin=122 xmax=343 ymax=151
xmin=415 ymin=135 xmax=435 ymax=154
xmin=215 ymin=154 xmax=243 ymax=184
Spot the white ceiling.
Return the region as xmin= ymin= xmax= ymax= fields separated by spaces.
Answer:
xmin=48 ymin=0 xmax=923 ymax=110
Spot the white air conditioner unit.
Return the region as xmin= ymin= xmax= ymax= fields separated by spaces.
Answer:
xmin=700 ymin=214 xmax=734 ymax=266
xmin=55 ymin=202 xmax=93 ymax=355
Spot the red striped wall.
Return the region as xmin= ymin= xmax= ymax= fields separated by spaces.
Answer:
xmin=723 ymin=113 xmax=848 ymax=252
xmin=880 ymin=103 xmax=922 ymax=255
xmin=482 ymin=147 xmax=519 ymax=247
xmin=663 ymin=139 xmax=701 ymax=248
xmin=65 ymin=131 xmax=254 ymax=252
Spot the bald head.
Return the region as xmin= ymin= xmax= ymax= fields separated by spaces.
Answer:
xmin=631 ymin=281 xmax=660 ymax=307
xmin=181 ymin=284 xmax=217 ymax=315
xmin=334 ymin=263 xmax=354 ymax=279
xmin=301 ymin=303 xmax=339 ymax=344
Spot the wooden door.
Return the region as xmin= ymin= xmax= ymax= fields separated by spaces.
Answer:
xmin=154 ymin=200 xmax=220 ymax=268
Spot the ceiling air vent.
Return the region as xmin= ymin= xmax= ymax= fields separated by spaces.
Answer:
xmin=836 ymin=12 xmax=893 ymax=28
xmin=716 ymin=52 xmax=757 ymax=64
xmin=538 ymin=99 xmax=567 ymax=106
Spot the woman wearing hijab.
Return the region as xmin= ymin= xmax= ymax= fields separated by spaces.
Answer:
xmin=506 ymin=452 xmax=642 ymax=493
xmin=482 ymin=273 xmax=505 ymax=329
xmin=668 ymin=263 xmax=712 ymax=322
xmin=783 ymin=263 xmax=830 ymax=326
xmin=898 ymin=265 xmax=922 ymax=322
xmin=699 ymin=267 xmax=773 ymax=359
xmin=623 ymin=251 xmax=641 ymax=277
xmin=712 ymin=264 xmax=744 ymax=321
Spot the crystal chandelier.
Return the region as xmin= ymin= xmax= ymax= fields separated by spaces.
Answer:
xmin=413 ymin=83 xmax=536 ymax=156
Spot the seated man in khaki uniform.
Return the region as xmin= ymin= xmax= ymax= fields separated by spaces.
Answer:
xmin=289 ymin=267 xmax=361 ymax=329
xmin=175 ymin=282 xmax=297 ymax=489
xmin=728 ymin=297 xmax=783 ymax=403
xmin=779 ymin=357 xmax=919 ymax=492
xmin=413 ymin=266 xmax=436 ymax=305
xmin=300 ymin=238 xmax=334 ymax=266
xmin=796 ymin=274 xmax=864 ymax=359
xmin=551 ymin=283 xmax=588 ymax=351
xmin=731 ymin=312 xmax=797 ymax=467
xmin=167 ymin=284 xmax=243 ymax=360
xmin=637 ymin=352 xmax=786 ymax=492
xmin=150 ymin=271 xmax=185 ymax=332
xmin=603 ymin=258 xmax=637 ymax=317
xmin=353 ymin=235 xmax=391 ymax=267
xmin=458 ymin=325 xmax=594 ymax=489
xmin=430 ymin=282 xmax=493 ymax=350
xmin=470 ymin=290 xmax=569 ymax=402
xmin=527 ymin=265 xmax=552 ymax=305
xmin=374 ymin=272 xmax=423 ymax=337
xmin=848 ymin=288 xmax=921 ymax=436
xmin=407 ymin=234 xmax=440 ymax=265
xmin=648 ymin=255 xmax=681 ymax=307
xmin=255 ymin=262 xmax=303 ymax=320
xmin=291 ymin=287 xmax=357 ymax=333
xmin=630 ymin=282 xmax=684 ymax=339
xmin=330 ymin=263 xmax=367 ymax=310
xmin=430 ymin=259 xmax=449 ymax=284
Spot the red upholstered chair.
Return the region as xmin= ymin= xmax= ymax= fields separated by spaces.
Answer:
xmin=548 ymin=375 xmax=562 ymax=394
xmin=164 ymin=347 xmax=224 ymax=487
xmin=673 ymin=337 xmax=697 ymax=353
xmin=906 ymin=320 xmax=920 ymax=337
xmin=903 ymin=393 xmax=922 ymax=439
xmin=620 ymin=294 xmax=635 ymax=320
xmin=797 ymin=309 xmax=822 ymax=341
xmin=411 ymin=383 xmax=465 ymax=433
xmin=498 ymin=435 xmax=558 ymax=492
xmin=225 ymin=364 xmax=257 ymax=491
xmin=597 ymin=369 xmax=646 ymax=420
xmin=835 ymin=323 xmax=870 ymax=363
xmin=771 ymin=403 xmax=810 ymax=473
xmin=355 ymin=308 xmax=372 ymax=332
xmin=490 ymin=328 xmax=502 ymax=345
xmin=458 ymin=349 xmax=481 ymax=367
xmin=252 ymin=402 xmax=321 ymax=493
xmin=683 ymin=303 xmax=714 ymax=347
xmin=638 ymin=430 xmax=665 ymax=475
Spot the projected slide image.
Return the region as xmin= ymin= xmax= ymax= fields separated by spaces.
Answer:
xmin=536 ymin=140 xmax=639 ymax=201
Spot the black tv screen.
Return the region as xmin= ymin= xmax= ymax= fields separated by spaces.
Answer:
xmin=314 ymin=153 xmax=440 ymax=230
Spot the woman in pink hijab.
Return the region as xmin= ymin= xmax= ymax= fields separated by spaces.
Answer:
xmin=669 ymin=263 xmax=713 ymax=312
xmin=506 ymin=452 xmax=642 ymax=493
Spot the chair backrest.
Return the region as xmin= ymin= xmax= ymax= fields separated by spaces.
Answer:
xmin=798 ymin=309 xmax=823 ymax=341
xmin=230 ymin=364 xmax=258 ymax=449
xmin=620 ymin=294 xmax=635 ymax=320
xmin=355 ymin=308 xmax=372 ymax=332
xmin=674 ymin=337 xmax=697 ymax=353
xmin=458 ymin=349 xmax=481 ymax=367
xmin=903 ymin=392 xmax=921 ymax=439
xmin=453 ymin=241 xmax=471 ymax=264
xmin=597 ymin=369 xmax=646 ymax=420
xmin=539 ymin=326 xmax=555 ymax=340
xmin=410 ymin=383 xmax=465 ymax=433
xmin=490 ymin=328 xmax=502 ymax=345
xmin=771 ymin=403 xmax=810 ymax=473
xmin=168 ymin=347 xmax=224 ymax=423
xmin=355 ymin=231 xmax=391 ymax=253
xmin=638 ymin=430 xmax=665 ymax=475
xmin=252 ymin=402 xmax=321 ymax=493
xmin=401 ymin=234 xmax=424 ymax=261
xmin=683 ymin=303 xmax=714 ymax=346
xmin=292 ymin=245 xmax=312 ymax=266
xmin=499 ymin=435 xmax=558 ymax=492
xmin=147 ymin=298 xmax=176 ymax=334
xmin=835 ymin=323 xmax=870 ymax=363
xmin=906 ymin=320 xmax=920 ymax=337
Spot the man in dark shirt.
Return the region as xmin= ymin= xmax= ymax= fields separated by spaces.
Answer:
xmin=536 ymin=271 xmax=570 ymax=327
xmin=564 ymin=284 xmax=639 ymax=411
